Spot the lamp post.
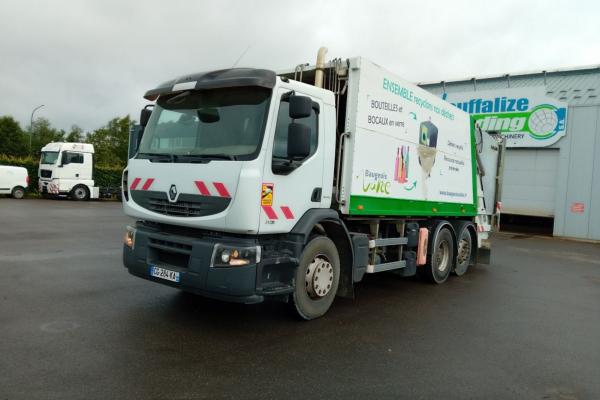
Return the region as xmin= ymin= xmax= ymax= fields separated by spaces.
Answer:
xmin=29 ymin=104 xmax=44 ymax=155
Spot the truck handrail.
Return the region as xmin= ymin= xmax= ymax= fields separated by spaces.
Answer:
xmin=335 ymin=131 xmax=351 ymax=206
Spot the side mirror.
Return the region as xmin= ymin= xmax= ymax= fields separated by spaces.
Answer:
xmin=287 ymin=123 xmax=311 ymax=159
xmin=61 ymin=152 xmax=69 ymax=166
xmin=128 ymin=125 xmax=142 ymax=159
xmin=140 ymin=106 xmax=153 ymax=127
xmin=289 ymin=95 xmax=312 ymax=119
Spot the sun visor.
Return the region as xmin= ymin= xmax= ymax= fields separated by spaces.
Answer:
xmin=143 ymin=68 xmax=277 ymax=101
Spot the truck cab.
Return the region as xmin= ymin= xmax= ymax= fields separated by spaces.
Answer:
xmin=39 ymin=142 xmax=99 ymax=200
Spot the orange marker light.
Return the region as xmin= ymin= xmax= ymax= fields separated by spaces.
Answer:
xmin=357 ymin=204 xmax=364 ymax=210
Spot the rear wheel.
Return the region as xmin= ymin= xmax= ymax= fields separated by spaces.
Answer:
xmin=421 ymin=227 xmax=454 ymax=284
xmin=453 ymin=228 xmax=473 ymax=276
xmin=71 ymin=185 xmax=89 ymax=201
xmin=291 ymin=236 xmax=340 ymax=320
xmin=11 ymin=186 xmax=25 ymax=199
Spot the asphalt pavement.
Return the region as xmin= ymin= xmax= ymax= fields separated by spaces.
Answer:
xmin=1 ymin=199 xmax=599 ymax=399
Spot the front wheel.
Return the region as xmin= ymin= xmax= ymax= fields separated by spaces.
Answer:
xmin=71 ymin=185 xmax=90 ymax=201
xmin=291 ymin=236 xmax=340 ymax=320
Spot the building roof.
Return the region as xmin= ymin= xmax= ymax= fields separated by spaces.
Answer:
xmin=419 ymin=64 xmax=600 ymax=107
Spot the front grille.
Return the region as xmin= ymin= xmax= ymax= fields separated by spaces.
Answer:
xmin=149 ymin=237 xmax=192 ymax=252
xmin=131 ymin=190 xmax=230 ymax=217
xmin=148 ymin=238 xmax=192 ymax=268
xmin=40 ymin=169 xmax=52 ymax=178
xmin=148 ymin=198 xmax=210 ymax=217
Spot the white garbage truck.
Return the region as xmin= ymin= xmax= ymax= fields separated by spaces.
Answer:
xmin=38 ymin=142 xmax=100 ymax=200
xmin=122 ymin=48 xmax=503 ymax=319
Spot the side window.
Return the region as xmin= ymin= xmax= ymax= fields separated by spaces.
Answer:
xmin=272 ymin=99 xmax=318 ymax=159
xmin=64 ymin=152 xmax=84 ymax=164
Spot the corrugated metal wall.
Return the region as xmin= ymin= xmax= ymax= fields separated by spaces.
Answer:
xmin=421 ymin=67 xmax=600 ymax=240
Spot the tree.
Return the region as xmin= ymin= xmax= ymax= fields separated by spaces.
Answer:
xmin=86 ymin=115 xmax=132 ymax=167
xmin=0 ymin=116 xmax=27 ymax=157
xmin=30 ymin=118 xmax=64 ymax=157
xmin=65 ymin=125 xmax=84 ymax=142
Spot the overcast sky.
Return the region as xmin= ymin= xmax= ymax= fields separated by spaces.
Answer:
xmin=0 ymin=0 xmax=598 ymax=132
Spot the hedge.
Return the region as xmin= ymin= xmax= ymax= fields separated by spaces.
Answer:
xmin=0 ymin=154 xmax=123 ymax=193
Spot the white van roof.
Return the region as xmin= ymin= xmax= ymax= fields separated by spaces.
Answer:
xmin=0 ymin=165 xmax=28 ymax=174
xmin=41 ymin=142 xmax=95 ymax=153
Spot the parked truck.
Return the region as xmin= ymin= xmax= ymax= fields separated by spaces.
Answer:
xmin=38 ymin=142 xmax=120 ymax=200
xmin=122 ymin=48 xmax=503 ymax=319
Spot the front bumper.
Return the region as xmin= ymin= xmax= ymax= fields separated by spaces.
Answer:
xmin=39 ymin=179 xmax=60 ymax=195
xmin=123 ymin=223 xmax=299 ymax=304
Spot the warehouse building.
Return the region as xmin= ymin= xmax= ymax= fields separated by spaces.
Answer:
xmin=420 ymin=66 xmax=600 ymax=241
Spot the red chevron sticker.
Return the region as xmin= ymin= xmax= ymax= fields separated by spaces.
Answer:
xmin=262 ymin=205 xmax=278 ymax=220
xmin=213 ymin=182 xmax=230 ymax=198
xmin=130 ymin=177 xmax=141 ymax=190
xmin=194 ymin=180 xmax=210 ymax=196
xmin=141 ymin=178 xmax=154 ymax=190
xmin=280 ymin=206 xmax=294 ymax=220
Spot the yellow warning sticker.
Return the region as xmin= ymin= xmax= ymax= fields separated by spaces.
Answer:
xmin=261 ymin=183 xmax=274 ymax=206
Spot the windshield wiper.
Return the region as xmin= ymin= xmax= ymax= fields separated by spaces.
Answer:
xmin=137 ymin=152 xmax=177 ymax=162
xmin=176 ymin=154 xmax=237 ymax=162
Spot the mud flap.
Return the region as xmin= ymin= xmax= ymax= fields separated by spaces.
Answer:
xmin=477 ymin=247 xmax=491 ymax=265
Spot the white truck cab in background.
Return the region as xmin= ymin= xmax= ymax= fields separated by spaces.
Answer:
xmin=38 ymin=142 xmax=99 ymax=200
xmin=0 ymin=165 xmax=28 ymax=199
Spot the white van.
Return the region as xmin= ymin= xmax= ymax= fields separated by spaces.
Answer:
xmin=0 ymin=165 xmax=28 ymax=199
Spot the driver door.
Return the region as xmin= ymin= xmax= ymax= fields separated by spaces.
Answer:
xmin=259 ymin=88 xmax=325 ymax=233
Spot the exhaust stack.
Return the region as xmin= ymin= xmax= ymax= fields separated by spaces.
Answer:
xmin=314 ymin=47 xmax=328 ymax=88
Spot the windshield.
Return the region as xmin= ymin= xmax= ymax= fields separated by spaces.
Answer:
xmin=137 ymin=87 xmax=271 ymax=161
xmin=40 ymin=151 xmax=59 ymax=165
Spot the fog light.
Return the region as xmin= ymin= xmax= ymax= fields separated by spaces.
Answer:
xmin=124 ymin=226 xmax=136 ymax=249
xmin=211 ymin=244 xmax=261 ymax=267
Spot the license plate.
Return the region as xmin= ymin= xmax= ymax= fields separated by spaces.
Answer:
xmin=149 ymin=265 xmax=180 ymax=283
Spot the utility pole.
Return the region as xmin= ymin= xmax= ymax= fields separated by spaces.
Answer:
xmin=30 ymin=104 xmax=45 ymax=155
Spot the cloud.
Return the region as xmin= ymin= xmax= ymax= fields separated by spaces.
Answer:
xmin=0 ymin=0 xmax=597 ymax=132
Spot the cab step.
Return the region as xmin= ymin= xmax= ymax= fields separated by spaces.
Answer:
xmin=366 ymin=260 xmax=406 ymax=273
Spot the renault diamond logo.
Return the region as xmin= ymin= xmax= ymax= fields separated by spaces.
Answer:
xmin=168 ymin=184 xmax=178 ymax=202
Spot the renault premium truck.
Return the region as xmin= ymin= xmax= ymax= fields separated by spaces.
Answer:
xmin=39 ymin=142 xmax=100 ymax=200
xmin=122 ymin=48 xmax=503 ymax=319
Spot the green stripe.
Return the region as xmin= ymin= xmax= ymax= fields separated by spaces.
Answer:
xmin=349 ymin=195 xmax=477 ymax=217
xmin=470 ymin=116 xmax=478 ymax=214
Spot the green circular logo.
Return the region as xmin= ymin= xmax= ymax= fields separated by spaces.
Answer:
xmin=527 ymin=104 xmax=560 ymax=140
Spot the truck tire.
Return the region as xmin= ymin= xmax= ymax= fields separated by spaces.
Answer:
xmin=453 ymin=227 xmax=473 ymax=276
xmin=421 ymin=227 xmax=454 ymax=284
xmin=11 ymin=186 xmax=25 ymax=199
xmin=291 ymin=236 xmax=340 ymax=320
xmin=71 ymin=185 xmax=90 ymax=201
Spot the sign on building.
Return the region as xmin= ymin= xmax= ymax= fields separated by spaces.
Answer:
xmin=442 ymin=87 xmax=568 ymax=147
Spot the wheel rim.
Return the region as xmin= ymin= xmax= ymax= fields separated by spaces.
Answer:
xmin=305 ymin=255 xmax=334 ymax=299
xmin=75 ymin=188 xmax=85 ymax=199
xmin=457 ymin=236 xmax=471 ymax=265
xmin=14 ymin=190 xmax=24 ymax=198
xmin=434 ymin=240 xmax=450 ymax=273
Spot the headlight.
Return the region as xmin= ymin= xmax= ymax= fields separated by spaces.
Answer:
xmin=211 ymin=244 xmax=261 ymax=267
xmin=123 ymin=225 xmax=136 ymax=249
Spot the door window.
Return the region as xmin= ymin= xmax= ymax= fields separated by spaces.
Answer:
xmin=272 ymin=100 xmax=318 ymax=160
xmin=63 ymin=152 xmax=84 ymax=164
